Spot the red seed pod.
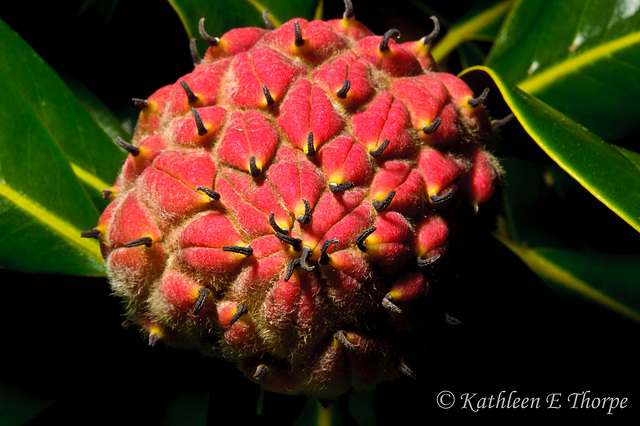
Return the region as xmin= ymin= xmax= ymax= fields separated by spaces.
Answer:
xmin=95 ymin=1 xmax=502 ymax=399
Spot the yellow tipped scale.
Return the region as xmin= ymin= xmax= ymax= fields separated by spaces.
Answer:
xmin=95 ymin=0 xmax=506 ymax=398
xmin=195 ymin=186 xmax=219 ymax=205
xmin=328 ymin=169 xmax=346 ymax=186
xmin=378 ymin=29 xmax=401 ymax=57
xmin=407 ymin=16 xmax=440 ymax=61
xmin=337 ymin=15 xmax=357 ymax=32
xmin=361 ymin=233 xmax=384 ymax=256
xmin=293 ymin=200 xmax=308 ymax=222
xmin=291 ymin=21 xmax=308 ymax=56
xmin=135 ymin=99 xmax=158 ymax=121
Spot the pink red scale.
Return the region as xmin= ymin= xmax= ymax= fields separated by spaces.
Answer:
xmin=88 ymin=5 xmax=501 ymax=399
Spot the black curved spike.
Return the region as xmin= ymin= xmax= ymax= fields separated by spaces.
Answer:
xmin=429 ymin=187 xmax=455 ymax=205
xmin=115 ymin=136 xmax=140 ymax=156
xmin=421 ymin=16 xmax=440 ymax=46
xmin=297 ymin=198 xmax=312 ymax=224
xmin=199 ymin=18 xmax=220 ymax=46
xmin=343 ymin=0 xmax=354 ymax=19
xmin=356 ymin=227 xmax=376 ymax=252
xmin=275 ymin=232 xmax=302 ymax=250
xmin=369 ymin=139 xmax=390 ymax=157
xmin=222 ymin=245 xmax=253 ymax=257
xmin=180 ymin=80 xmax=199 ymax=104
xmin=262 ymin=10 xmax=275 ymax=30
xmin=269 ymin=212 xmax=288 ymax=234
xmin=196 ymin=186 xmax=220 ymax=202
xmin=299 ymin=246 xmax=315 ymax=271
xmin=422 ymin=117 xmax=441 ymax=135
xmin=468 ymin=88 xmax=490 ymax=108
xmin=379 ymin=29 xmax=401 ymax=52
xmin=193 ymin=287 xmax=210 ymax=315
xmin=284 ymin=258 xmax=300 ymax=282
xmin=492 ymin=112 xmax=515 ymax=130
xmin=132 ymin=98 xmax=149 ymax=110
xmin=329 ymin=181 xmax=354 ymax=193
xmin=229 ymin=302 xmax=248 ymax=326
xmin=81 ymin=229 xmax=101 ymax=239
xmin=372 ymin=190 xmax=395 ymax=212
xmin=189 ymin=38 xmax=202 ymax=66
xmin=336 ymin=79 xmax=351 ymax=99
xmin=319 ymin=239 xmax=339 ymax=264
xmin=124 ymin=237 xmax=153 ymax=248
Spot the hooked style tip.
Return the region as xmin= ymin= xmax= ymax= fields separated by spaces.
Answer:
xmin=343 ymin=0 xmax=355 ymax=20
xmin=115 ymin=136 xmax=140 ymax=156
xmin=262 ymin=10 xmax=275 ymax=30
xmin=468 ymin=88 xmax=490 ymax=108
xmin=189 ymin=38 xmax=202 ymax=66
xmin=421 ymin=16 xmax=440 ymax=46
xmin=297 ymin=198 xmax=312 ymax=224
xmin=199 ymin=18 xmax=220 ymax=46
xmin=336 ymin=79 xmax=351 ymax=99
xmin=379 ymin=29 xmax=401 ymax=52
xmin=422 ymin=117 xmax=441 ymax=135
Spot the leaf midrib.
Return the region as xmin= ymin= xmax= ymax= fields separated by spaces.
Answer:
xmin=0 ymin=180 xmax=103 ymax=263
xmin=518 ymin=30 xmax=640 ymax=93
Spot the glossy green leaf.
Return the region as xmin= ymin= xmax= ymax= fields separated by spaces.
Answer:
xmin=169 ymin=0 xmax=320 ymax=52
xmin=0 ymin=23 xmax=125 ymax=211
xmin=496 ymin=156 xmax=640 ymax=321
xmin=497 ymin=236 xmax=640 ymax=323
xmin=461 ymin=66 xmax=640 ymax=232
xmin=431 ymin=0 xmax=514 ymax=63
xmin=0 ymin=19 xmax=111 ymax=275
xmin=485 ymin=0 xmax=640 ymax=141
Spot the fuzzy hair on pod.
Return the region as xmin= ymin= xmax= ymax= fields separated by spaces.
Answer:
xmin=84 ymin=0 xmax=502 ymax=399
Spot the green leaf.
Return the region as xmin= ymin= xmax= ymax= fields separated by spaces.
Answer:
xmin=168 ymin=0 xmax=320 ymax=52
xmin=0 ymin=19 xmax=112 ymax=275
xmin=0 ymin=22 xmax=125 ymax=211
xmin=496 ymin=156 xmax=640 ymax=321
xmin=461 ymin=66 xmax=640 ymax=233
xmin=484 ymin=0 xmax=640 ymax=141
xmin=497 ymin=236 xmax=640 ymax=323
xmin=431 ymin=0 xmax=515 ymax=63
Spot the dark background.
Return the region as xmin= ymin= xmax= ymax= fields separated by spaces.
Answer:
xmin=1 ymin=1 xmax=638 ymax=424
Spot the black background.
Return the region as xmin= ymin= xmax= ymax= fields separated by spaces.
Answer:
xmin=1 ymin=1 xmax=638 ymax=424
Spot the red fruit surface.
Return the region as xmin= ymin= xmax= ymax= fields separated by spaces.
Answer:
xmin=87 ymin=3 xmax=502 ymax=399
